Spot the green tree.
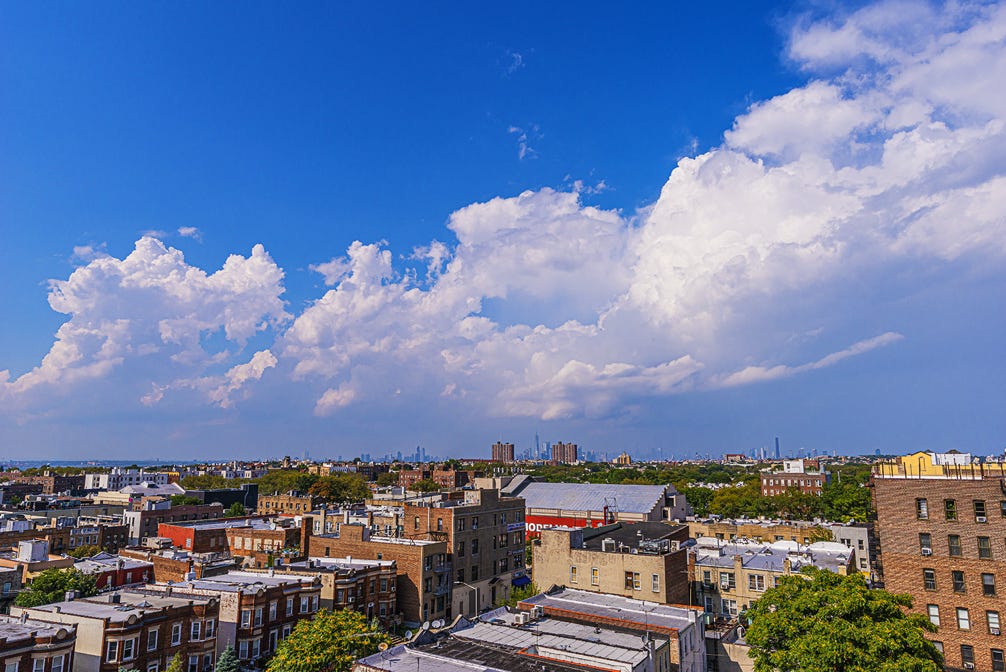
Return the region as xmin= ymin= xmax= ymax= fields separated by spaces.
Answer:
xmin=166 ymin=653 xmax=184 ymax=672
xmin=679 ymin=486 xmax=714 ymax=517
xmin=499 ymin=582 xmax=540 ymax=608
xmin=821 ymin=465 xmax=873 ymax=522
xmin=171 ymin=494 xmax=204 ymax=506
xmin=15 ymin=568 xmax=98 ymax=608
xmin=411 ymin=478 xmax=440 ymax=493
xmin=214 ymin=645 xmax=240 ymax=672
xmin=257 ymin=470 xmax=318 ymax=495
xmin=308 ymin=474 xmax=370 ymax=503
xmin=224 ymin=502 xmax=247 ymax=517
xmin=266 ymin=609 xmax=390 ymax=672
xmin=376 ymin=472 xmax=398 ymax=487
xmin=67 ymin=544 xmax=102 ymax=559
xmin=745 ymin=568 xmax=943 ymax=672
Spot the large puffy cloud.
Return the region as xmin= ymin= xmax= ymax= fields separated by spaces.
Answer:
xmin=282 ymin=0 xmax=1006 ymax=421
xmin=1 ymin=237 xmax=288 ymax=409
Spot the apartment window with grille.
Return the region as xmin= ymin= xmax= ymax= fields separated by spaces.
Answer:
xmin=984 ymin=573 xmax=997 ymax=596
xmin=923 ymin=568 xmax=937 ymax=590
xmin=988 ymin=610 xmax=1001 ymax=634
xmin=993 ymin=649 xmax=1005 ymax=672
xmin=949 ymin=535 xmax=963 ymax=557
xmin=916 ymin=498 xmax=929 ymax=519
xmin=953 ymin=570 xmax=966 ymax=593
xmin=958 ymin=608 xmax=971 ymax=630
xmin=976 ymin=500 xmax=988 ymax=521
xmin=928 ymin=604 xmax=940 ymax=626
xmin=919 ymin=533 xmax=932 ymax=554
xmin=980 ymin=536 xmax=993 ymax=559
xmin=945 ymin=499 xmax=958 ymax=521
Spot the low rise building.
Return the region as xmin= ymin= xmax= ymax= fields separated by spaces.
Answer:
xmin=123 ymin=501 xmax=224 ymax=546
xmin=256 ymin=492 xmax=320 ymax=515
xmin=0 ymin=614 xmax=76 ymax=672
xmin=309 ymin=523 xmax=448 ymax=627
xmin=83 ymin=469 xmax=170 ymax=491
xmin=759 ymin=459 xmax=831 ymax=497
xmin=13 ymin=589 xmax=219 ymax=672
xmin=260 ymin=556 xmax=398 ymax=623
xmin=142 ymin=571 xmax=321 ymax=664
xmin=533 ymin=521 xmax=691 ymax=605
xmin=156 ymin=516 xmax=301 ymax=561
xmin=691 ymin=537 xmax=855 ymax=619
xmin=73 ymin=552 xmax=154 ymax=591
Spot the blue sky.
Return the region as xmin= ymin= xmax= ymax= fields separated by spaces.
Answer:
xmin=2 ymin=1 xmax=1004 ymax=461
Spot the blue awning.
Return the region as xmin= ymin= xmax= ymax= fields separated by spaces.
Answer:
xmin=511 ymin=576 xmax=532 ymax=587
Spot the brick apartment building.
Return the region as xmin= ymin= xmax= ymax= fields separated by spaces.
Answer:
xmin=873 ymin=452 xmax=1006 ymax=672
xmin=143 ymin=571 xmax=321 ymax=664
xmin=14 ymin=589 xmax=219 ymax=672
xmin=491 ymin=441 xmax=515 ymax=463
xmin=123 ymin=502 xmax=224 ymax=546
xmin=0 ymin=614 xmax=76 ymax=672
xmin=118 ymin=547 xmax=240 ymax=584
xmin=74 ymin=552 xmax=154 ymax=591
xmin=533 ymin=521 xmax=691 ymax=605
xmin=550 ymin=441 xmax=578 ymax=464
xmin=403 ymin=489 xmax=526 ymax=617
xmin=309 ymin=521 xmax=449 ymax=627
xmin=157 ymin=516 xmax=301 ymax=562
xmin=759 ymin=458 xmax=831 ymax=497
xmin=8 ymin=473 xmax=85 ymax=495
xmin=256 ymin=492 xmax=321 ymax=515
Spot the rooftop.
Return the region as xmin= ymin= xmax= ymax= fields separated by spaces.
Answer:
xmin=161 ymin=516 xmax=294 ymax=531
xmin=26 ymin=589 xmax=215 ymax=622
xmin=578 ymin=521 xmax=687 ymax=554
xmin=284 ymin=556 xmax=395 ymax=572
xmin=157 ymin=570 xmax=317 ymax=594
xmin=505 ymin=482 xmax=672 ymax=515
xmin=0 ymin=614 xmax=74 ymax=641
xmin=692 ymin=537 xmax=853 ymax=573
xmin=519 ymin=588 xmax=701 ymax=633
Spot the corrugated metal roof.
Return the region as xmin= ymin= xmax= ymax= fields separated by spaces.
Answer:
xmin=514 ymin=482 xmax=668 ymax=515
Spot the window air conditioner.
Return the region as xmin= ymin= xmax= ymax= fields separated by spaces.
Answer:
xmin=992 ymin=628 xmax=1001 ymax=636
xmin=977 ymin=516 xmax=988 ymax=523
xmin=921 ymin=548 xmax=932 ymax=556
xmin=964 ymin=663 xmax=975 ymax=669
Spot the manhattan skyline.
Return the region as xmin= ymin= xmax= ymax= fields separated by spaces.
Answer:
xmin=2 ymin=1 xmax=1004 ymax=460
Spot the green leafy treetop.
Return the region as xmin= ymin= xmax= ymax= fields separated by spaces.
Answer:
xmin=266 ymin=609 xmax=390 ymax=672
xmin=15 ymin=568 xmax=97 ymax=608
xmin=410 ymin=479 xmax=440 ymax=493
xmin=745 ymin=568 xmax=943 ymax=672
xmin=224 ymin=502 xmax=247 ymax=517
xmin=214 ymin=645 xmax=240 ymax=672
xmin=166 ymin=653 xmax=184 ymax=672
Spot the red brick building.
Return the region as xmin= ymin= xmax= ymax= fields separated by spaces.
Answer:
xmin=74 ymin=552 xmax=154 ymax=590
xmin=0 ymin=614 xmax=76 ymax=672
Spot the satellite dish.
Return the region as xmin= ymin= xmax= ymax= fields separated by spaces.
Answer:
xmin=404 ymin=630 xmax=413 ymax=640
xmin=421 ymin=621 xmax=431 ymax=631
xmin=378 ymin=643 xmax=389 ymax=651
xmin=432 ymin=619 xmax=444 ymax=629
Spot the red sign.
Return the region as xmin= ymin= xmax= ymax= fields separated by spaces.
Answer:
xmin=524 ymin=515 xmax=607 ymax=538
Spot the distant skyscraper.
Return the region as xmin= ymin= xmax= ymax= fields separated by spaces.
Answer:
xmin=491 ymin=441 xmax=515 ymax=463
xmin=551 ymin=441 xmax=578 ymax=464
xmin=774 ymin=437 xmax=781 ymax=460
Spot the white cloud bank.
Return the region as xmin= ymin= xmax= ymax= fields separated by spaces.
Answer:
xmin=3 ymin=0 xmax=1006 ymax=424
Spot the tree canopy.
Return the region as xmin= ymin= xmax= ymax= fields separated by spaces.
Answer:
xmin=224 ymin=502 xmax=247 ymax=517
xmin=308 ymin=474 xmax=370 ymax=503
xmin=171 ymin=494 xmax=204 ymax=506
xmin=214 ymin=645 xmax=240 ymax=672
xmin=745 ymin=568 xmax=943 ymax=672
xmin=410 ymin=478 xmax=440 ymax=493
xmin=375 ymin=472 xmax=398 ymax=487
xmin=15 ymin=568 xmax=98 ymax=608
xmin=266 ymin=609 xmax=390 ymax=672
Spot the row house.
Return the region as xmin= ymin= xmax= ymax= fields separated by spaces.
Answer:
xmin=0 ymin=614 xmax=76 ymax=672
xmin=141 ymin=571 xmax=321 ymax=664
xmin=73 ymin=553 xmax=154 ymax=591
xmin=266 ymin=556 xmax=398 ymax=624
xmin=13 ymin=589 xmax=218 ymax=672
xmin=123 ymin=502 xmax=224 ymax=546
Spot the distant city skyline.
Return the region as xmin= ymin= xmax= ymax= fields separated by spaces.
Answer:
xmin=2 ymin=1 xmax=1004 ymax=460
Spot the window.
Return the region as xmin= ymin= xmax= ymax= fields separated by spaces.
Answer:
xmin=252 ymin=639 xmax=261 ymax=658
xmin=51 ymin=657 xmax=64 ymax=672
xmin=254 ymin=607 xmax=263 ymax=626
xmin=702 ymin=570 xmax=712 ymax=585
xmin=980 ymin=536 xmax=993 ymax=559
xmin=976 ymin=500 xmax=988 ymax=521
xmin=187 ymin=656 xmax=199 ymax=672
xmin=989 ymin=610 xmax=1001 ymax=633
xmin=933 ymin=642 xmax=944 ymax=655
xmin=928 ymin=604 xmax=940 ymax=627
xmin=1 ymin=582 xmax=10 ymax=595
xmin=282 ymin=625 xmax=292 ymax=639
xmin=123 ymin=638 xmax=136 ymax=660
xmin=457 ymin=568 xmax=464 ymax=583
xmin=300 ymin=596 xmax=310 ymax=613
xmin=652 ymin=574 xmax=660 ymax=592
xmin=191 ymin=621 xmax=201 ymax=641
xmin=238 ymin=641 xmax=249 ymax=660
xmin=591 ymin=567 xmax=599 ymax=585
xmin=949 ymin=535 xmax=962 ymax=557
xmin=457 ymin=518 xmax=465 ymax=531
xmin=568 ymin=565 xmax=578 ymax=583
xmin=945 ymin=499 xmax=958 ymax=520
xmin=961 ymin=645 xmax=975 ymax=666
xmin=106 ymin=640 xmax=119 ymax=663
xmin=471 ymin=539 xmax=479 ymax=555
xmin=6 ymin=662 xmax=18 ymax=672
xmin=984 ymin=573 xmax=997 ymax=596
xmin=704 ymin=596 xmax=714 ymax=612
xmin=286 ymin=597 xmax=294 ymax=616
xmin=147 ymin=629 xmax=158 ymax=651
xmin=32 ymin=661 xmax=42 ymax=672
xmin=171 ymin=623 xmax=182 ymax=646
xmin=241 ymin=609 xmax=252 ymax=628
xmin=916 ymin=498 xmax=929 ymax=519
xmin=720 ymin=572 xmax=736 ymax=590
xmin=923 ymin=568 xmax=937 ymax=590
xmin=146 ymin=663 xmax=159 ymax=672
xmin=414 ymin=516 xmax=420 ymax=531
xmin=470 ymin=566 xmax=478 ymax=581
xmin=953 ymin=570 xmax=966 ymax=593
xmin=993 ymin=649 xmax=1005 ymax=672
xmin=958 ymin=607 xmax=971 ymax=630
xmin=205 ymin=620 xmax=214 ymax=639
xmin=456 ymin=541 xmax=465 ymax=557
xmin=919 ymin=533 xmax=932 ymax=553
xmin=749 ymin=574 xmax=766 ymax=592
xmin=437 ymin=518 xmax=443 ymax=531
xmin=722 ymin=598 xmax=738 ymax=617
